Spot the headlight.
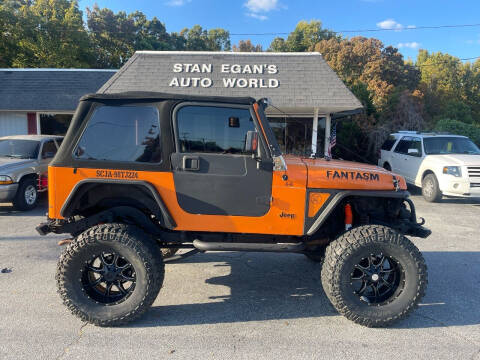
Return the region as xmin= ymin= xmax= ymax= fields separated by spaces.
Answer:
xmin=443 ymin=166 xmax=462 ymax=177
xmin=0 ymin=175 xmax=14 ymax=185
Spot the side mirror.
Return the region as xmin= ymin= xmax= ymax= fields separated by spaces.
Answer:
xmin=245 ymin=131 xmax=258 ymax=153
xmin=408 ymin=148 xmax=419 ymax=156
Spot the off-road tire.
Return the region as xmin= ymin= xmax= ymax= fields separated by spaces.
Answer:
xmin=422 ymin=173 xmax=442 ymax=202
xmin=321 ymin=225 xmax=427 ymax=327
xmin=56 ymin=223 xmax=164 ymax=326
xmin=161 ymin=247 xmax=179 ymax=259
xmin=13 ymin=178 xmax=38 ymax=211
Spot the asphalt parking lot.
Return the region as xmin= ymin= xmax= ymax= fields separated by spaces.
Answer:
xmin=0 ymin=190 xmax=479 ymax=360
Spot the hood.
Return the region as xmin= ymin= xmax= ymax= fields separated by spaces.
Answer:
xmin=284 ymin=156 xmax=407 ymax=191
xmin=0 ymin=157 xmax=36 ymax=174
xmin=426 ymin=154 xmax=480 ymax=166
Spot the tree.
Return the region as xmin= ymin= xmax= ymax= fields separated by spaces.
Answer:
xmin=180 ymin=25 xmax=230 ymax=51
xmin=232 ymin=39 xmax=262 ymax=52
xmin=2 ymin=0 xmax=92 ymax=67
xmin=268 ymin=37 xmax=287 ymax=52
xmin=417 ymin=50 xmax=480 ymax=126
xmin=315 ymin=36 xmax=419 ymax=112
xmin=0 ymin=0 xmax=24 ymax=67
xmin=268 ymin=20 xmax=338 ymax=52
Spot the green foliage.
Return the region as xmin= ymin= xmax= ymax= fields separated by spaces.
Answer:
xmin=434 ymin=118 xmax=480 ymax=145
xmin=1 ymin=0 xmax=92 ymax=67
xmin=268 ymin=20 xmax=338 ymax=52
xmin=350 ymin=82 xmax=376 ymax=116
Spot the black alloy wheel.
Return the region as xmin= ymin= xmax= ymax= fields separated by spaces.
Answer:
xmin=81 ymin=252 xmax=136 ymax=305
xmin=351 ymin=254 xmax=403 ymax=305
xmin=57 ymin=223 xmax=164 ymax=326
xmin=321 ymin=225 xmax=427 ymax=327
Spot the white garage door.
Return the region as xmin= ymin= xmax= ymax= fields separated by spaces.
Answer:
xmin=0 ymin=112 xmax=28 ymax=137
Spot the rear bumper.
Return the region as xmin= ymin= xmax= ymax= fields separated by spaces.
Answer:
xmin=0 ymin=183 xmax=18 ymax=202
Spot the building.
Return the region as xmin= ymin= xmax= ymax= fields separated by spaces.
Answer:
xmin=0 ymin=69 xmax=115 ymax=137
xmin=99 ymin=51 xmax=362 ymax=156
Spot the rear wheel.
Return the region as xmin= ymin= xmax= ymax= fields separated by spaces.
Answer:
xmin=56 ymin=223 xmax=164 ymax=326
xmin=13 ymin=178 xmax=38 ymax=211
xmin=422 ymin=173 xmax=442 ymax=202
xmin=321 ymin=225 xmax=427 ymax=327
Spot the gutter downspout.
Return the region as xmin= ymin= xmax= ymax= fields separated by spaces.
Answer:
xmin=311 ymin=107 xmax=319 ymax=157
xmin=324 ymin=113 xmax=331 ymax=158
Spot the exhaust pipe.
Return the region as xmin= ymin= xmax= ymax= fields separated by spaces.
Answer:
xmin=193 ymin=239 xmax=306 ymax=253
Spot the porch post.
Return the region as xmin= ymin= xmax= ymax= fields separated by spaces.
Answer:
xmin=324 ymin=113 xmax=332 ymax=157
xmin=311 ymin=107 xmax=319 ymax=157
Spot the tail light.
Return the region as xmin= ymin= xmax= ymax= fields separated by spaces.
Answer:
xmin=38 ymin=174 xmax=48 ymax=191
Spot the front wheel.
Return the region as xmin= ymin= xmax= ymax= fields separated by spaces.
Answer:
xmin=422 ymin=173 xmax=442 ymax=202
xmin=13 ymin=178 xmax=38 ymax=211
xmin=56 ymin=223 xmax=164 ymax=326
xmin=321 ymin=225 xmax=427 ymax=327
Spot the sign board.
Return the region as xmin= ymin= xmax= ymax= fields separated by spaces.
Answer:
xmin=169 ymin=63 xmax=280 ymax=89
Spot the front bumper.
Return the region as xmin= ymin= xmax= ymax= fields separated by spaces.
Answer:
xmin=439 ymin=176 xmax=480 ymax=197
xmin=0 ymin=183 xmax=19 ymax=202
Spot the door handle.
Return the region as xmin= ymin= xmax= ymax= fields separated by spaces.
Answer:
xmin=182 ymin=155 xmax=200 ymax=171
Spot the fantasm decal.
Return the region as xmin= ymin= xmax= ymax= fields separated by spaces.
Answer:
xmin=96 ymin=170 xmax=139 ymax=179
xmin=326 ymin=170 xmax=380 ymax=181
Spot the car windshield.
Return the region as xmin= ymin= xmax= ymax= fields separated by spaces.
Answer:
xmin=0 ymin=139 xmax=40 ymax=159
xmin=423 ymin=137 xmax=480 ymax=155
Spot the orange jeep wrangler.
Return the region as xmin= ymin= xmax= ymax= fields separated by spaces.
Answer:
xmin=37 ymin=92 xmax=430 ymax=327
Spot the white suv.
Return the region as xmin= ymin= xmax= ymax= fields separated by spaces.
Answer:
xmin=378 ymin=131 xmax=480 ymax=202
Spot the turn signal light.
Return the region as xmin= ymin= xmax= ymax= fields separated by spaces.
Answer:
xmin=0 ymin=175 xmax=13 ymax=185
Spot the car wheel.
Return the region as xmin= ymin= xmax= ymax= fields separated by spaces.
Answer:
xmin=321 ymin=225 xmax=427 ymax=327
xmin=383 ymin=163 xmax=392 ymax=171
xmin=56 ymin=223 xmax=164 ymax=326
xmin=13 ymin=178 xmax=38 ymax=211
xmin=422 ymin=173 xmax=442 ymax=202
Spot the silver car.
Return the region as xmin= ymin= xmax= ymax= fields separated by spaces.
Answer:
xmin=0 ymin=135 xmax=63 ymax=210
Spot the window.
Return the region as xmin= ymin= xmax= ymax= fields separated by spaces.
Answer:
xmin=424 ymin=137 xmax=480 ymax=155
xmin=269 ymin=117 xmax=325 ymax=156
xmin=41 ymin=140 xmax=57 ymax=159
xmin=40 ymin=114 xmax=73 ymax=135
xmin=394 ymin=136 xmax=422 ymax=156
xmin=75 ymin=106 xmax=161 ymax=163
xmin=381 ymin=135 xmax=397 ymax=151
xmin=176 ymin=105 xmax=255 ymax=154
xmin=0 ymin=140 xmax=39 ymax=159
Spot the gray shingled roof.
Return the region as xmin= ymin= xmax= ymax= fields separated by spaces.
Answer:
xmin=99 ymin=51 xmax=362 ymax=115
xmin=0 ymin=69 xmax=116 ymax=111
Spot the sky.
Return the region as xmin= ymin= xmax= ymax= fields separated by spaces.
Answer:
xmin=78 ymin=0 xmax=480 ymax=61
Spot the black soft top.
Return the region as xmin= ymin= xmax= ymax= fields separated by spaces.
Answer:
xmin=80 ymin=91 xmax=256 ymax=105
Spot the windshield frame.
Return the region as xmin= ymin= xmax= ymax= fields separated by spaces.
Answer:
xmin=423 ymin=136 xmax=480 ymax=155
xmin=0 ymin=139 xmax=41 ymax=159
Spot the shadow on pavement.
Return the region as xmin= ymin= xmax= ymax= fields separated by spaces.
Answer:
xmin=127 ymin=250 xmax=480 ymax=329
xmin=0 ymin=194 xmax=48 ymax=216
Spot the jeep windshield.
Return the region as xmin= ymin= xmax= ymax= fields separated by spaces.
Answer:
xmin=0 ymin=139 xmax=40 ymax=159
xmin=423 ymin=137 xmax=480 ymax=155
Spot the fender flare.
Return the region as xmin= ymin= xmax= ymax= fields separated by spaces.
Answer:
xmin=305 ymin=189 xmax=410 ymax=236
xmin=60 ymin=179 xmax=176 ymax=229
